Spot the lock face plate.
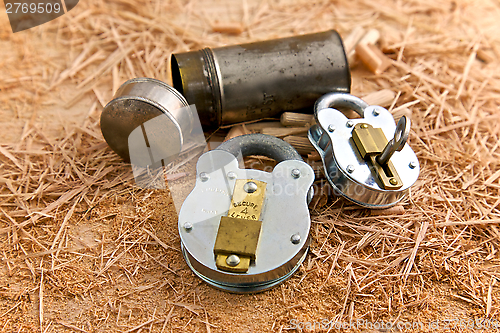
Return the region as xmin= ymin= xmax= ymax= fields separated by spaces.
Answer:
xmin=178 ymin=149 xmax=314 ymax=292
xmin=308 ymin=104 xmax=419 ymax=208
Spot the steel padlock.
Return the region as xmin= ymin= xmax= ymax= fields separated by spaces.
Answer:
xmin=308 ymin=93 xmax=419 ymax=208
xmin=178 ymin=134 xmax=315 ymax=292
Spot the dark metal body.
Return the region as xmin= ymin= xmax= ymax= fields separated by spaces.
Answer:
xmin=171 ymin=30 xmax=350 ymax=128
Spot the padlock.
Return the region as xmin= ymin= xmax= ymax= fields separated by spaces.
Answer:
xmin=308 ymin=93 xmax=419 ymax=208
xmin=178 ymin=134 xmax=315 ymax=292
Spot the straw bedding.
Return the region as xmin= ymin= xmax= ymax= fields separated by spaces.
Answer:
xmin=0 ymin=0 xmax=500 ymax=332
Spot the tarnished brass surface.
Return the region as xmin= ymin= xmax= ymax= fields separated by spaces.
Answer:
xmin=352 ymin=123 xmax=387 ymax=158
xmin=368 ymin=155 xmax=403 ymax=190
xmin=215 ymin=254 xmax=251 ymax=273
xmin=214 ymin=179 xmax=266 ymax=273
xmin=214 ymin=216 xmax=262 ymax=260
xmin=228 ymin=179 xmax=266 ymax=220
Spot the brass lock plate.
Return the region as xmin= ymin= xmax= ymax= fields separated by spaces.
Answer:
xmin=352 ymin=124 xmax=386 ymax=157
xmin=214 ymin=179 xmax=266 ymax=273
xmin=228 ymin=179 xmax=266 ymax=221
xmin=352 ymin=123 xmax=403 ymax=190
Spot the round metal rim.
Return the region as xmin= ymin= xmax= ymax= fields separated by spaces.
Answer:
xmin=122 ymin=77 xmax=189 ymax=107
xmin=181 ymin=244 xmax=309 ymax=293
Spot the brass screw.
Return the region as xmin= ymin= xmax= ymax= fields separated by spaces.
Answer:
xmin=389 ymin=178 xmax=398 ymax=185
xmin=360 ymin=124 xmax=369 ymax=129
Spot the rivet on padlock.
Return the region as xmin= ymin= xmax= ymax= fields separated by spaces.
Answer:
xmin=308 ymin=93 xmax=419 ymax=208
xmin=178 ymin=134 xmax=315 ymax=293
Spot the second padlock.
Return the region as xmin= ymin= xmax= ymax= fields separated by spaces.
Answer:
xmin=308 ymin=93 xmax=419 ymax=208
xmin=178 ymin=134 xmax=314 ymax=293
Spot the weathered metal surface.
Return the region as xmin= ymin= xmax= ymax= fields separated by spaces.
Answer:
xmin=172 ymin=30 xmax=351 ymax=127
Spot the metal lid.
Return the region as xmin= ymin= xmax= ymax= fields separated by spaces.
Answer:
xmin=100 ymin=78 xmax=192 ymax=166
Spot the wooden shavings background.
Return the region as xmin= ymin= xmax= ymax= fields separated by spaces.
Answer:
xmin=0 ymin=0 xmax=500 ymax=332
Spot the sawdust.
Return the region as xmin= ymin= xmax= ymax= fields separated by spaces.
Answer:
xmin=1 ymin=0 xmax=500 ymax=332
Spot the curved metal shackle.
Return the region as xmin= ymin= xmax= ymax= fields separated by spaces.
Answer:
xmin=216 ymin=133 xmax=303 ymax=162
xmin=314 ymin=92 xmax=370 ymax=117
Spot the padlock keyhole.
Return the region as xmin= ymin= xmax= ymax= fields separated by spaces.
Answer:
xmin=381 ymin=162 xmax=394 ymax=179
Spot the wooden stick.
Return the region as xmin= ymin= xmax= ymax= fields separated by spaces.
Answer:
xmin=307 ymin=151 xmax=321 ymax=161
xmin=355 ymin=43 xmax=392 ymax=75
xmin=370 ymin=205 xmax=405 ymax=216
xmin=348 ymin=28 xmax=380 ymax=65
xmin=280 ymin=112 xmax=314 ymax=127
xmin=212 ymin=23 xmax=244 ymax=35
xmin=477 ymin=48 xmax=495 ymax=64
xmin=343 ymin=26 xmax=366 ymax=53
xmin=283 ymin=136 xmax=314 ymax=155
xmin=344 ymin=27 xmax=366 ymax=62
xmin=362 ymin=89 xmax=396 ymax=107
xmin=224 ymin=125 xmax=249 ymax=141
xmin=391 ymin=106 xmax=412 ymax=121
xmin=278 ymin=89 xmax=395 ymax=129
xmin=244 ymin=121 xmax=283 ymax=132
xmin=261 ymin=127 xmax=308 ymax=138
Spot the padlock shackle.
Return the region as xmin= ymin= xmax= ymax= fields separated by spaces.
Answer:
xmin=216 ymin=134 xmax=303 ymax=162
xmin=314 ymin=92 xmax=369 ymax=117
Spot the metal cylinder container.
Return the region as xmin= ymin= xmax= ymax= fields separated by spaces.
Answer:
xmin=171 ymin=29 xmax=351 ymax=128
